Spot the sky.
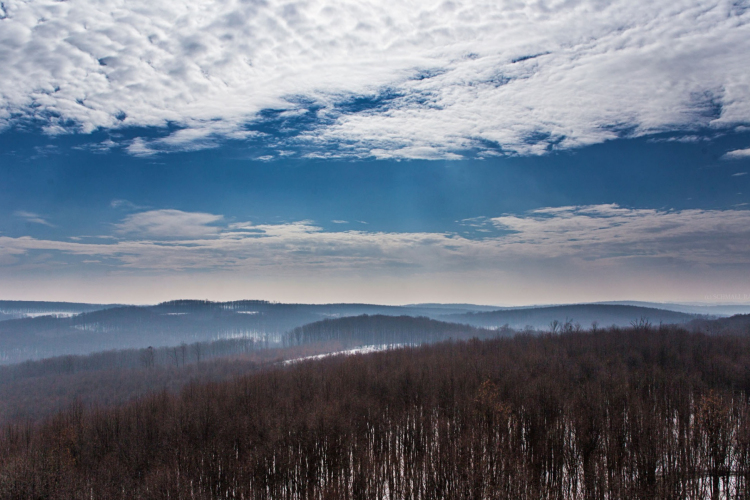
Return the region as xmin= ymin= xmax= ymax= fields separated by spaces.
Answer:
xmin=0 ymin=0 xmax=749 ymax=305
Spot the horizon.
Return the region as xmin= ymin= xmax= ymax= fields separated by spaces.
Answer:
xmin=1 ymin=0 xmax=749 ymax=304
xmin=2 ymin=297 xmax=750 ymax=309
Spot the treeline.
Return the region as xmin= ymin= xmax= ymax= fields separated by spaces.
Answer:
xmin=3 ymin=326 xmax=750 ymax=498
xmin=284 ymin=314 xmax=504 ymax=346
xmin=690 ymin=313 xmax=750 ymax=336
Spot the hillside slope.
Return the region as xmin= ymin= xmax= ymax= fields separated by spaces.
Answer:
xmin=3 ymin=327 xmax=750 ymax=499
xmin=443 ymin=303 xmax=697 ymax=329
xmin=284 ymin=314 xmax=500 ymax=346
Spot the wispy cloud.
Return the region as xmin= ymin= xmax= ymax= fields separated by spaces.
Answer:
xmin=73 ymin=139 xmax=119 ymax=154
xmin=111 ymin=199 xmax=147 ymax=211
xmin=488 ymin=205 xmax=750 ymax=262
xmin=13 ymin=210 xmax=53 ymax=227
xmin=2 ymin=206 xmax=750 ymax=277
xmin=0 ymin=0 xmax=748 ymax=158
xmin=724 ymin=148 xmax=750 ymax=160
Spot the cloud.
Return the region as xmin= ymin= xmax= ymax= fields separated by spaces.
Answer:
xmin=126 ymin=138 xmax=157 ymax=157
xmin=115 ymin=209 xmax=223 ymax=239
xmin=733 ymin=172 xmax=748 ymax=177
xmin=2 ymin=206 xmax=750 ymax=277
xmin=126 ymin=125 xmax=262 ymax=155
xmin=488 ymin=205 xmax=750 ymax=263
xmin=13 ymin=210 xmax=53 ymax=227
xmin=724 ymin=148 xmax=750 ymax=160
xmin=72 ymin=139 xmax=118 ymax=154
xmin=0 ymin=0 xmax=748 ymax=158
xmin=110 ymin=199 xmax=147 ymax=211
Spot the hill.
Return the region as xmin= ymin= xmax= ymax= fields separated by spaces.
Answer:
xmin=443 ymin=303 xmax=698 ymax=329
xmin=284 ymin=314 xmax=501 ymax=346
xmin=0 ymin=300 xmax=709 ymax=364
xmin=0 ymin=300 xmax=506 ymax=364
xmin=597 ymin=300 xmax=750 ymax=316
xmin=0 ymin=338 xmax=343 ymax=424
xmin=0 ymin=300 xmax=116 ymax=321
xmin=0 ymin=313 xmax=493 ymax=422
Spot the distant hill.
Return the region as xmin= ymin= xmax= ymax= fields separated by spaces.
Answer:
xmin=443 ymin=304 xmax=698 ymax=330
xmin=596 ymin=301 xmax=750 ymax=317
xmin=0 ymin=300 xmax=117 ymax=320
xmin=403 ymin=303 xmax=506 ymax=313
xmin=285 ymin=314 xmax=501 ymax=347
xmin=0 ymin=299 xmax=712 ymax=364
xmin=0 ymin=302 xmax=307 ymax=364
xmin=0 ymin=300 xmax=498 ymax=364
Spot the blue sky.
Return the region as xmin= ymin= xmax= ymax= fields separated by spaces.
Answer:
xmin=0 ymin=0 xmax=749 ymax=305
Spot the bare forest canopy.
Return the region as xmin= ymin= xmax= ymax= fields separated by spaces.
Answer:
xmin=0 ymin=314 xmax=498 ymax=424
xmin=688 ymin=314 xmax=750 ymax=336
xmin=0 ymin=341 xmax=345 ymax=424
xmin=3 ymin=326 xmax=750 ymax=499
xmin=0 ymin=300 xmax=714 ymax=364
xmin=0 ymin=311 xmax=747 ymax=427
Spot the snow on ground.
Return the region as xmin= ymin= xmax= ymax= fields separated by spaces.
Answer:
xmin=283 ymin=344 xmax=406 ymax=365
xmin=8 ymin=311 xmax=79 ymax=319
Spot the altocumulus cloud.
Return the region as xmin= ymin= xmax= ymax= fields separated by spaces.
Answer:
xmin=0 ymin=0 xmax=749 ymax=158
xmin=1 ymin=205 xmax=750 ymax=274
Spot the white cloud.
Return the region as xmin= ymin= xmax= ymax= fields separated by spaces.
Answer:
xmin=110 ymin=199 xmax=147 ymax=210
xmin=13 ymin=210 xmax=53 ymax=227
xmin=724 ymin=148 xmax=750 ymax=160
xmin=115 ymin=209 xmax=223 ymax=239
xmin=126 ymin=138 xmax=158 ymax=157
xmin=1 ymin=206 xmax=750 ymax=277
xmin=0 ymin=0 xmax=748 ymax=158
xmin=489 ymin=205 xmax=750 ymax=263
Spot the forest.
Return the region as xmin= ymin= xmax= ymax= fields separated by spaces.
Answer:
xmin=283 ymin=314 xmax=503 ymax=347
xmin=3 ymin=324 xmax=750 ymax=499
xmin=0 ymin=315 xmax=497 ymax=423
xmin=0 ymin=301 xmax=499 ymax=364
xmin=0 ymin=339 xmax=345 ymax=424
xmin=0 ymin=300 xmax=715 ymax=365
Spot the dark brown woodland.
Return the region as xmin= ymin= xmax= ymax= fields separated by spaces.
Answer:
xmin=2 ymin=326 xmax=750 ymax=499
